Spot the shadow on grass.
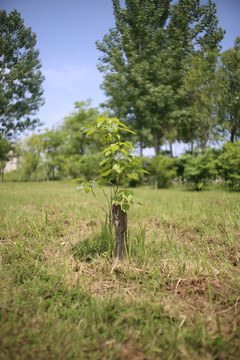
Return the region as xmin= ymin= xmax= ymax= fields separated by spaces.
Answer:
xmin=72 ymin=224 xmax=114 ymax=261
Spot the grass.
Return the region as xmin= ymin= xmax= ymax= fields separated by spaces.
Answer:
xmin=0 ymin=181 xmax=240 ymax=359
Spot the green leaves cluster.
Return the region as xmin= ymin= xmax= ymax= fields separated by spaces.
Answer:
xmin=184 ymin=152 xmax=217 ymax=191
xmin=217 ymin=141 xmax=240 ymax=187
xmin=77 ymin=116 xmax=147 ymax=211
xmin=112 ymin=189 xmax=142 ymax=212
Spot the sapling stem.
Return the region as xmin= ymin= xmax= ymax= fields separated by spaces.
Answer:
xmin=78 ymin=116 xmax=146 ymax=260
xmin=91 ymin=187 xmax=108 ymax=217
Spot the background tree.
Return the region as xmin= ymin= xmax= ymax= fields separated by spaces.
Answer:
xmin=177 ymin=50 xmax=219 ymax=151
xmin=62 ymin=100 xmax=101 ymax=156
xmin=184 ymin=151 xmax=217 ymax=190
xmin=0 ymin=136 xmax=13 ymax=182
xmin=149 ymin=155 xmax=176 ymax=189
xmin=96 ymin=0 xmax=224 ymax=155
xmin=41 ymin=129 xmax=64 ymax=180
xmin=0 ymin=9 xmax=44 ymax=139
xmin=60 ymin=100 xmax=106 ymax=178
xmin=216 ymin=37 xmax=240 ymax=143
xmin=20 ymin=133 xmax=43 ymax=181
xmin=217 ymin=141 xmax=240 ymax=187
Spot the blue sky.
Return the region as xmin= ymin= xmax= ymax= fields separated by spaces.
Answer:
xmin=1 ymin=0 xmax=240 ymax=154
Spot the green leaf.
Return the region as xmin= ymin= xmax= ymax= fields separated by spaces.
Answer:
xmin=86 ymin=128 xmax=96 ymax=136
xmin=121 ymin=148 xmax=129 ymax=156
xmin=111 ymin=144 xmax=119 ymax=153
xmin=119 ymin=127 xmax=136 ymax=134
xmin=121 ymin=204 xmax=130 ymax=212
xmin=113 ymin=164 xmax=121 ymax=173
xmin=101 ymin=169 xmax=112 ymax=177
xmin=71 ymin=178 xmax=83 ymax=182
xmin=127 ymin=173 xmax=139 ymax=180
xmin=99 ymin=159 xmax=108 ymax=167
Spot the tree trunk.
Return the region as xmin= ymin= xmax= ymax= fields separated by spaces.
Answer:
xmin=169 ymin=141 xmax=173 ymax=158
xmin=230 ymin=115 xmax=235 ymax=143
xmin=153 ymin=133 xmax=160 ymax=155
xmin=190 ymin=141 xmax=194 ymax=154
xmin=139 ymin=138 xmax=143 ymax=157
xmin=230 ymin=125 xmax=235 ymax=143
xmin=112 ymin=204 xmax=127 ymax=261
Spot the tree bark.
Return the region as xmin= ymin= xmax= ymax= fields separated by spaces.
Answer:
xmin=112 ymin=204 xmax=127 ymax=261
xmin=169 ymin=141 xmax=173 ymax=158
xmin=230 ymin=120 xmax=235 ymax=143
xmin=153 ymin=133 xmax=160 ymax=155
xmin=139 ymin=138 xmax=143 ymax=157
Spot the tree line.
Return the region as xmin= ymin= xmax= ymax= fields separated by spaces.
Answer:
xmin=2 ymin=100 xmax=240 ymax=190
xmin=0 ymin=2 xmax=240 ymax=187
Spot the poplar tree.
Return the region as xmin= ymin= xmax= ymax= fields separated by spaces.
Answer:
xmin=0 ymin=9 xmax=44 ymax=138
xmin=217 ymin=37 xmax=240 ymax=143
xmin=96 ymin=0 xmax=224 ymax=155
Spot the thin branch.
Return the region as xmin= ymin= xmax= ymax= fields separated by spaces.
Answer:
xmin=115 ymin=175 xmax=123 ymax=195
xmin=91 ymin=187 xmax=109 ymax=217
xmin=103 ymin=188 xmax=111 ymax=214
xmin=110 ymin=185 xmax=112 ymax=208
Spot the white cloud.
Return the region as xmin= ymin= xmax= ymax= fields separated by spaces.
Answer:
xmin=43 ymin=65 xmax=87 ymax=91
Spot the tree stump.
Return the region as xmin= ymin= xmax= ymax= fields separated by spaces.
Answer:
xmin=112 ymin=204 xmax=127 ymax=261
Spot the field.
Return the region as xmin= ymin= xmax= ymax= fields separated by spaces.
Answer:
xmin=0 ymin=182 xmax=240 ymax=360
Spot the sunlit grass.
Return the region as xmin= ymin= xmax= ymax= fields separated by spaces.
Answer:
xmin=0 ymin=182 xmax=239 ymax=359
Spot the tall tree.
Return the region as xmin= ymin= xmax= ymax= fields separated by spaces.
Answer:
xmin=0 ymin=9 xmax=45 ymax=138
xmin=177 ymin=50 xmax=219 ymax=150
xmin=216 ymin=37 xmax=240 ymax=143
xmin=96 ymin=0 xmax=224 ymax=155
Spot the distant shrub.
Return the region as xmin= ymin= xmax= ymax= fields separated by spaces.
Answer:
xmin=174 ymin=154 xmax=191 ymax=183
xmin=184 ymin=152 xmax=217 ymax=190
xmin=63 ymin=153 xmax=103 ymax=179
xmin=149 ymin=155 xmax=176 ymax=188
xmin=217 ymin=141 xmax=240 ymax=188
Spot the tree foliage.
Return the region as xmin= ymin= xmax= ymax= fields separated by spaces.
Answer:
xmin=184 ymin=151 xmax=217 ymax=190
xmin=41 ymin=129 xmax=64 ymax=180
xmin=96 ymin=0 xmax=224 ymax=155
xmin=149 ymin=155 xmax=176 ymax=189
xmin=62 ymin=100 xmax=101 ymax=156
xmin=217 ymin=141 xmax=240 ymax=187
xmin=217 ymin=37 xmax=240 ymax=143
xmin=0 ymin=136 xmax=13 ymax=181
xmin=20 ymin=133 xmax=43 ymax=181
xmin=0 ymin=9 xmax=44 ymax=138
xmin=177 ymin=50 xmax=219 ymax=150
xmin=77 ymin=116 xmax=147 ymax=260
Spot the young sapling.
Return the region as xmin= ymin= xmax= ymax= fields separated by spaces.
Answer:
xmin=76 ymin=116 xmax=148 ymax=260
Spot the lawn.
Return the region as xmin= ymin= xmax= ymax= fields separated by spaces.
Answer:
xmin=0 ymin=182 xmax=239 ymax=359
